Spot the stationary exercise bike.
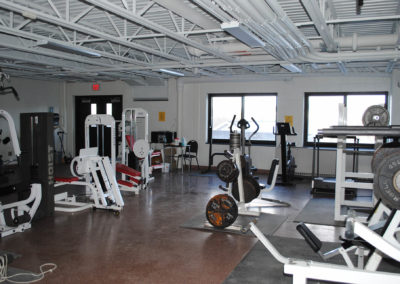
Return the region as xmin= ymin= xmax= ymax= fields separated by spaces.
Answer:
xmin=273 ymin=122 xmax=297 ymax=184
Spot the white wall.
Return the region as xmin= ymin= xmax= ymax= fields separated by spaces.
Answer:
xmin=65 ymin=78 xmax=178 ymax=154
xmin=1 ymin=74 xmax=395 ymax=176
xmin=0 ymin=77 xmax=63 ymax=160
xmin=179 ymin=75 xmax=392 ymax=174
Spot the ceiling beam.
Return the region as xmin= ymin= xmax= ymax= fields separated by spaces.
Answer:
xmin=0 ymin=0 xmax=196 ymax=64
xmin=83 ymin=0 xmax=237 ymax=63
xmin=301 ymin=0 xmax=337 ymax=52
xmin=152 ymin=0 xmax=219 ymax=30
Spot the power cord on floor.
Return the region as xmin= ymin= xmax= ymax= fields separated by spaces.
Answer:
xmin=0 ymin=254 xmax=57 ymax=283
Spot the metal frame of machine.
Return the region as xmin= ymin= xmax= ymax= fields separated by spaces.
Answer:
xmin=85 ymin=114 xmax=117 ymax=171
xmin=0 ymin=110 xmax=42 ymax=237
xmin=318 ymin=126 xmax=400 ymax=221
xmin=119 ymin=108 xmax=156 ymax=192
xmin=54 ymin=147 xmax=124 ymax=213
xmin=250 ymin=200 xmax=400 ymax=284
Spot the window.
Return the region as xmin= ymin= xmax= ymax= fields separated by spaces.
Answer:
xmin=304 ymin=92 xmax=388 ymax=147
xmin=208 ymin=93 xmax=277 ymax=144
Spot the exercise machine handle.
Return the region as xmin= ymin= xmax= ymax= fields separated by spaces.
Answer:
xmin=296 ymin=222 xmax=322 ymax=253
xmin=223 ymin=150 xmax=233 ymax=159
xmin=248 ymin=117 xmax=259 ymax=141
xmin=229 ymin=115 xmax=236 ymax=134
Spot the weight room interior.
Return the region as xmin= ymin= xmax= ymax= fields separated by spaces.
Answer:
xmin=0 ymin=0 xmax=400 ymax=283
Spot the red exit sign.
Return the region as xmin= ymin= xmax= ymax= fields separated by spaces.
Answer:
xmin=92 ymin=83 xmax=100 ymax=91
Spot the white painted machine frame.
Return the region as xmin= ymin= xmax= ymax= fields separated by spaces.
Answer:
xmin=120 ymin=108 xmax=154 ymax=192
xmin=250 ymin=203 xmax=400 ymax=284
xmin=0 ymin=183 xmax=42 ymax=237
xmin=54 ymin=147 xmax=124 ymax=213
xmin=0 ymin=110 xmax=42 ymax=237
xmin=85 ymin=114 xmax=116 ymax=171
xmin=0 ymin=110 xmax=21 ymax=157
xmin=318 ymin=126 xmax=400 ymax=221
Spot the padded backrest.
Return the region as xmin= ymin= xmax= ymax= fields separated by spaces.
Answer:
xmin=187 ymin=140 xmax=198 ymax=154
xmin=267 ymin=159 xmax=279 ymax=185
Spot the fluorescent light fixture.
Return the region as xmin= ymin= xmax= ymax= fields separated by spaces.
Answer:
xmin=281 ymin=63 xmax=302 ymax=73
xmin=159 ymin=69 xmax=184 ymax=76
xmin=221 ymin=21 xmax=265 ymax=48
xmin=36 ymin=40 xmax=102 ymax=58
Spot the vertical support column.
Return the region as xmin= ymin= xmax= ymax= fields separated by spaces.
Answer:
xmin=334 ymin=136 xmax=346 ymax=221
xmin=176 ymin=78 xmax=184 ymax=169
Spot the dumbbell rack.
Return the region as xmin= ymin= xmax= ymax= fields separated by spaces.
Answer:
xmin=318 ymin=126 xmax=400 ymax=222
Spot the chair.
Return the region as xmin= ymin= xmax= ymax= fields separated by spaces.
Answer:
xmin=181 ymin=140 xmax=200 ymax=171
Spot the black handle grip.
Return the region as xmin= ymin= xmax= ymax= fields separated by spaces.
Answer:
xmin=229 ymin=115 xmax=236 ymax=133
xmin=296 ymin=222 xmax=322 ymax=253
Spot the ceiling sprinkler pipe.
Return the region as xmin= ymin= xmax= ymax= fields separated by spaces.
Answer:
xmin=219 ymin=0 xmax=290 ymax=60
xmin=263 ymin=0 xmax=312 ymax=50
xmin=250 ymin=0 xmax=303 ymax=50
xmin=299 ymin=50 xmax=400 ymax=63
xmin=228 ymin=0 xmax=295 ymax=58
xmin=247 ymin=0 xmax=308 ymax=57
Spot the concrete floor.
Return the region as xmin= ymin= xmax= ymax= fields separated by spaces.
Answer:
xmin=1 ymin=169 xmax=344 ymax=284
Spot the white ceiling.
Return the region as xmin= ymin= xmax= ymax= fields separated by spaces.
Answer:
xmin=0 ymin=0 xmax=399 ymax=83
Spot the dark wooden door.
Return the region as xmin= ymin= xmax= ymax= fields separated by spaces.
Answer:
xmin=75 ymin=95 xmax=122 ymax=157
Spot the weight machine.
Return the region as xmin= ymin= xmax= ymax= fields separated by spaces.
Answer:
xmin=119 ymin=108 xmax=157 ymax=193
xmin=54 ymin=147 xmax=124 ymax=213
xmin=85 ymin=114 xmax=116 ymax=171
xmin=0 ymin=69 xmax=19 ymax=101
xmin=0 ymin=110 xmax=42 ymax=237
xmin=318 ymin=126 xmax=400 ymax=222
xmin=250 ymin=198 xmax=400 ymax=284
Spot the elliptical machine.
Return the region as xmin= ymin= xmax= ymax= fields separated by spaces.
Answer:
xmin=205 ymin=116 xmax=289 ymax=231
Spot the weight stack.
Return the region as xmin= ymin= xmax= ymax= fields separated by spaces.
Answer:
xmin=20 ymin=113 xmax=55 ymax=220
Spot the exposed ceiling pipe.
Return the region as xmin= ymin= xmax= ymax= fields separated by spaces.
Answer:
xmin=264 ymin=0 xmax=312 ymax=52
xmin=230 ymin=0 xmax=297 ymax=58
xmin=298 ymin=50 xmax=400 ymax=63
xmin=249 ymin=0 xmax=303 ymax=50
xmin=218 ymin=0 xmax=312 ymax=60
xmin=187 ymin=34 xmax=399 ymax=57
xmin=217 ymin=0 xmax=292 ymax=59
xmin=301 ymin=0 xmax=337 ymax=52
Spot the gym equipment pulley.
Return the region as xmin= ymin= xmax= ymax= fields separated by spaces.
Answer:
xmin=205 ymin=194 xmax=238 ymax=228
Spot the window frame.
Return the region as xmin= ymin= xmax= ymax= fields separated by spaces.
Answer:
xmin=303 ymin=91 xmax=389 ymax=148
xmin=207 ymin=93 xmax=277 ymax=146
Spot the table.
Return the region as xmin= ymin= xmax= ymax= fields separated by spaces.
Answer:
xmin=162 ymin=143 xmax=189 ymax=173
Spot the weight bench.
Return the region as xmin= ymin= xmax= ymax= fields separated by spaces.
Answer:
xmin=249 ymin=200 xmax=400 ymax=284
xmin=116 ymin=163 xmax=142 ymax=194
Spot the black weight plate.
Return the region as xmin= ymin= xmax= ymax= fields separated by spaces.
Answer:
xmin=206 ymin=194 xmax=238 ymax=228
xmin=371 ymin=142 xmax=400 ymax=173
xmin=232 ymin=176 xmax=260 ymax=203
xmin=217 ymin=160 xmax=239 ymax=183
xmin=374 ymin=152 xmax=400 ymax=210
